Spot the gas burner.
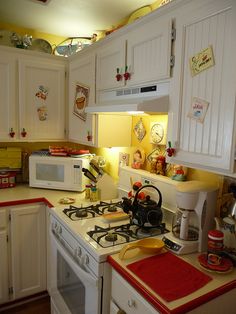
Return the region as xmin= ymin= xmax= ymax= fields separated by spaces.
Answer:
xmin=76 ymin=210 xmax=88 ymax=218
xmin=95 ymin=200 xmax=124 ymax=215
xmin=63 ymin=204 xmax=99 ymax=220
xmin=87 ymin=223 xmax=169 ymax=248
xmin=105 ymin=232 xmax=118 ymax=242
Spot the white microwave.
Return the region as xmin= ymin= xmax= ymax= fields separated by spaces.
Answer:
xmin=29 ymin=155 xmax=90 ymax=191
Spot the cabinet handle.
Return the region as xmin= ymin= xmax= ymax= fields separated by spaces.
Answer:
xmin=9 ymin=128 xmax=15 ymax=138
xmin=21 ymin=128 xmax=27 ymax=137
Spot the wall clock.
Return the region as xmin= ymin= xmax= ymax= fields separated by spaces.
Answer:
xmin=150 ymin=122 xmax=165 ymax=144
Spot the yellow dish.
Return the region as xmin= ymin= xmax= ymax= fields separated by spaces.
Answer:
xmin=119 ymin=238 xmax=165 ymax=260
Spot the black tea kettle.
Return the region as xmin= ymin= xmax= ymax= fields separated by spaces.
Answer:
xmin=132 ymin=185 xmax=163 ymax=228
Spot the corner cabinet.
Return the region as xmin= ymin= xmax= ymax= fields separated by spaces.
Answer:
xmin=96 ymin=13 xmax=172 ymax=91
xmin=68 ymin=51 xmax=132 ymax=147
xmin=0 ymin=46 xmax=67 ymax=142
xmin=168 ymin=0 xmax=236 ymax=174
xmin=0 ymin=203 xmax=47 ymax=304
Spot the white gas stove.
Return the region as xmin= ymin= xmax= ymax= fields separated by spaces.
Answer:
xmin=48 ymin=166 xmax=178 ymax=314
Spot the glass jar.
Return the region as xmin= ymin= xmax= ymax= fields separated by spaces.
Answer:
xmin=207 ymin=229 xmax=224 ymax=265
xmin=90 ymin=186 xmax=98 ymax=202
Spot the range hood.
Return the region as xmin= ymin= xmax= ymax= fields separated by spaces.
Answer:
xmin=85 ymin=81 xmax=169 ymax=115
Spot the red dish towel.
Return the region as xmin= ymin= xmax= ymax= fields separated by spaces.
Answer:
xmin=127 ymin=252 xmax=212 ymax=302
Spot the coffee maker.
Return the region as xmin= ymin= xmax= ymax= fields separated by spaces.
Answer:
xmin=163 ymin=181 xmax=218 ymax=254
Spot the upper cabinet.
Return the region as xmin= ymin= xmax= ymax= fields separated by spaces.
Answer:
xmin=68 ymin=51 xmax=132 ymax=147
xmin=69 ymin=52 xmax=96 ymax=145
xmin=168 ymin=0 xmax=236 ymax=174
xmin=19 ymin=57 xmax=66 ymax=141
xmin=96 ymin=15 xmax=173 ymax=91
xmin=0 ymin=51 xmax=17 ymax=141
xmin=0 ymin=46 xmax=67 ymax=142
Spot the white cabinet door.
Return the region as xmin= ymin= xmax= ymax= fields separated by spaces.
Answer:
xmin=96 ymin=16 xmax=172 ymax=92
xmin=96 ymin=38 xmax=126 ymax=90
xmin=168 ymin=0 xmax=236 ymax=173
xmin=0 ymin=230 xmax=8 ymax=304
xmin=126 ymin=16 xmax=172 ymax=87
xmin=18 ymin=58 xmax=66 ymax=141
xmin=0 ymin=51 xmax=17 ymax=141
xmin=10 ymin=203 xmax=46 ymax=300
xmin=68 ymin=53 xmax=96 ymax=145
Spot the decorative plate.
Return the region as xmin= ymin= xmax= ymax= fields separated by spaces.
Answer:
xmin=29 ymin=38 xmax=52 ymax=54
xmin=133 ymin=118 xmax=146 ymax=142
xmin=127 ymin=6 xmax=152 ymax=24
xmin=54 ymin=37 xmax=92 ymax=57
xmin=59 ymin=197 xmax=76 ymax=204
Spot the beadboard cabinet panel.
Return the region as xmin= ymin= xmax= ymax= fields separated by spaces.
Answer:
xmin=168 ymin=0 xmax=236 ymax=173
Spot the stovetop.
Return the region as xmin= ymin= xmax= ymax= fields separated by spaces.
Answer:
xmin=50 ymin=199 xmax=170 ymax=262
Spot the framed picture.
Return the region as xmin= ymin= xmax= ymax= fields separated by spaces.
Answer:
xmin=73 ymin=83 xmax=90 ymax=121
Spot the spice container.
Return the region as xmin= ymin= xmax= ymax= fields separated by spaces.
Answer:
xmin=85 ymin=184 xmax=91 ymax=199
xmin=90 ymin=186 xmax=98 ymax=202
xmin=207 ymin=229 xmax=224 ymax=265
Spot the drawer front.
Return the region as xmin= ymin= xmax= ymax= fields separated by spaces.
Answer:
xmin=111 ymin=269 xmax=158 ymax=314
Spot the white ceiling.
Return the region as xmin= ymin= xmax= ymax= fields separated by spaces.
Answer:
xmin=0 ymin=0 xmax=155 ymax=38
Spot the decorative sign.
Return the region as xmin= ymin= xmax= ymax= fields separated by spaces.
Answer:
xmin=187 ymin=97 xmax=209 ymax=123
xmin=189 ymin=46 xmax=215 ymax=76
xmin=133 ymin=118 xmax=146 ymax=142
xmin=73 ymin=83 xmax=89 ymax=121
xmin=35 ymin=85 xmax=49 ymax=121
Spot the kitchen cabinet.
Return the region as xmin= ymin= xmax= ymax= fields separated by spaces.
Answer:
xmin=68 ymin=50 xmax=132 ymax=147
xmin=0 ymin=46 xmax=66 ymax=142
xmin=168 ymin=0 xmax=236 ymax=174
xmin=18 ymin=57 xmax=66 ymax=141
xmin=110 ymin=269 xmax=158 ymax=314
xmin=68 ymin=52 xmax=96 ymax=145
xmin=0 ymin=208 xmax=8 ymax=305
xmin=0 ymin=51 xmax=17 ymax=141
xmin=96 ymin=14 xmax=172 ymax=92
xmin=0 ymin=203 xmax=46 ymax=304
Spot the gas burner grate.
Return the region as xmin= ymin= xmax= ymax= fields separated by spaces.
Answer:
xmin=63 ymin=204 xmax=99 ymax=220
xmin=62 ymin=200 xmax=124 ymax=220
xmin=87 ymin=223 xmax=169 ymax=248
xmin=94 ymin=200 xmax=124 ymax=215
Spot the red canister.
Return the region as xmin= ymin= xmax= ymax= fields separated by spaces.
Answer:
xmin=207 ymin=229 xmax=224 ymax=265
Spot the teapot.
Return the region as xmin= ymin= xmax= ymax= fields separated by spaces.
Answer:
xmin=215 ymin=216 xmax=236 ymax=250
xmin=131 ymin=185 xmax=163 ymax=228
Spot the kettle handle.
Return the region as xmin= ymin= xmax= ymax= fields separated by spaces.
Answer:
xmin=133 ymin=184 xmax=162 ymax=208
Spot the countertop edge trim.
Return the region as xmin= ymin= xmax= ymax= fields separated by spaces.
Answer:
xmin=0 ymin=197 xmax=53 ymax=208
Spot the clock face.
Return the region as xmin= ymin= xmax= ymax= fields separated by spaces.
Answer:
xmin=150 ymin=123 xmax=164 ymax=144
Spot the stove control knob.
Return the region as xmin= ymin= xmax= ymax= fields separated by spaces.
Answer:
xmin=83 ymin=254 xmax=89 ymax=265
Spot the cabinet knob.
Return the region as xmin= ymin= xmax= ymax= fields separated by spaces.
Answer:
xmin=9 ymin=128 xmax=15 ymax=138
xmin=127 ymin=299 xmax=135 ymax=308
xmin=21 ymin=128 xmax=27 ymax=137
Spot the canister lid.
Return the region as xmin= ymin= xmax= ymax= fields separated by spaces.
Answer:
xmin=208 ymin=229 xmax=224 ymax=240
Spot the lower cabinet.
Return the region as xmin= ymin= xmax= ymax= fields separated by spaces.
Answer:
xmin=110 ymin=269 xmax=158 ymax=314
xmin=0 ymin=203 xmax=47 ymax=304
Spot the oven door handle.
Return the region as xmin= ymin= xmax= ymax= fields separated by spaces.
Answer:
xmin=51 ymin=230 xmax=99 ymax=287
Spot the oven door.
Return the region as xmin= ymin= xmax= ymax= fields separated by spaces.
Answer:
xmin=50 ymin=230 xmax=102 ymax=314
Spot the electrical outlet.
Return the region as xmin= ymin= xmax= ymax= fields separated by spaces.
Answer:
xmin=119 ymin=152 xmax=130 ymax=167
